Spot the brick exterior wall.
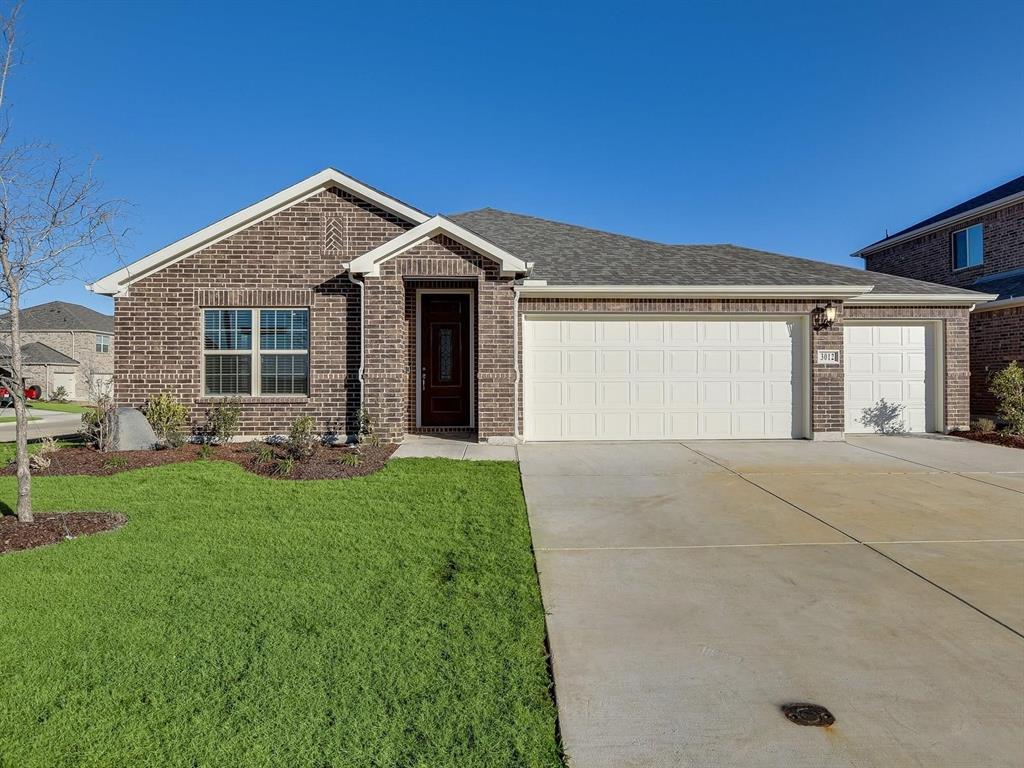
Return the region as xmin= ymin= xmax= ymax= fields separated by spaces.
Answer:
xmin=969 ymin=305 xmax=1024 ymax=420
xmin=16 ymin=330 xmax=114 ymax=401
xmin=862 ymin=200 xmax=1024 ymax=288
xmin=362 ymin=235 xmax=516 ymax=442
xmin=114 ymin=188 xmax=412 ymax=437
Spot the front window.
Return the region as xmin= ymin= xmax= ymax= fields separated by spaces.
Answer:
xmin=202 ymin=308 xmax=308 ymax=396
xmin=95 ymin=334 xmax=111 ymax=353
xmin=952 ymin=223 xmax=983 ymax=270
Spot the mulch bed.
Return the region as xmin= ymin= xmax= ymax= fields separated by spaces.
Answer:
xmin=1 ymin=512 xmax=126 ymax=555
xmin=2 ymin=441 xmax=397 ymax=480
xmin=949 ymin=430 xmax=1024 ymax=450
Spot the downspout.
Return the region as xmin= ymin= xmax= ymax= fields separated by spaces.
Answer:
xmin=513 ymin=285 xmax=521 ymax=441
xmin=346 ymin=270 xmax=365 ymax=442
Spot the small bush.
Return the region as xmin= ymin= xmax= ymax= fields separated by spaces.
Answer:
xmin=253 ymin=444 xmax=275 ymax=466
xmin=286 ymin=416 xmax=316 ymax=460
xmin=50 ymin=386 xmax=70 ymax=404
xmin=103 ymin=455 xmax=130 ymax=470
xmin=145 ymin=393 xmax=189 ymax=448
xmin=338 ymin=451 xmax=361 ymax=467
xmin=81 ymin=395 xmax=117 ymax=451
xmin=202 ymin=398 xmax=242 ymax=444
xmin=990 ymin=361 xmax=1024 ymax=435
xmin=355 ymin=408 xmax=375 ymax=444
xmin=196 ymin=444 xmax=214 ymax=461
xmin=274 ymin=457 xmax=295 ymax=476
xmin=971 ymin=417 xmax=996 ymax=433
xmin=30 ymin=437 xmax=59 ymax=470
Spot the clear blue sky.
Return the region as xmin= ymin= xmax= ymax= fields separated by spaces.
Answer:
xmin=16 ymin=0 xmax=1024 ymax=313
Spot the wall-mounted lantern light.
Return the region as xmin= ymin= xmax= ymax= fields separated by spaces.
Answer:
xmin=812 ymin=302 xmax=837 ymax=331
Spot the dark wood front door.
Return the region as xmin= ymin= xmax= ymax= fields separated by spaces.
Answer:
xmin=420 ymin=293 xmax=472 ymax=427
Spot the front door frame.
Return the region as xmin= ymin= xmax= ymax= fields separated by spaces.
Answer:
xmin=415 ymin=287 xmax=476 ymax=429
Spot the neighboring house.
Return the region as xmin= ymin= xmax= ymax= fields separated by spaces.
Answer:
xmin=0 ymin=301 xmax=115 ymax=401
xmin=88 ymin=169 xmax=992 ymax=444
xmin=853 ymin=174 xmax=1023 ymax=420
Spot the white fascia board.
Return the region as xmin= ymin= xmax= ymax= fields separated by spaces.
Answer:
xmin=346 ymin=215 xmax=529 ymax=277
xmin=844 ymin=292 xmax=999 ymax=306
xmin=87 ymin=168 xmax=431 ymax=296
xmin=970 ymin=295 xmax=1024 ymax=312
xmin=513 ymin=284 xmax=874 ymax=299
xmin=852 ymin=190 xmax=1024 ymax=258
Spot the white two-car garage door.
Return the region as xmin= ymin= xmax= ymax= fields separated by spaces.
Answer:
xmin=523 ymin=316 xmax=805 ymax=441
xmin=844 ymin=323 xmax=938 ymax=433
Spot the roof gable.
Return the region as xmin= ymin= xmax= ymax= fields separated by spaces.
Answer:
xmin=88 ymin=169 xmax=430 ymax=296
xmin=346 ymin=215 xmax=530 ymax=277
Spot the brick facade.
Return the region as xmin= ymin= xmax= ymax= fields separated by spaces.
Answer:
xmin=16 ymin=330 xmax=114 ymax=400
xmin=113 ymin=185 xmax=973 ymax=442
xmin=969 ymin=305 xmax=1024 ymax=420
xmin=862 ymin=199 xmax=1023 ymax=418
xmin=863 ymin=201 xmax=1024 ymax=288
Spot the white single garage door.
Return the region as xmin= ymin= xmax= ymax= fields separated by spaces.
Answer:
xmin=52 ymin=372 xmax=76 ymax=400
xmin=844 ymin=323 xmax=936 ymax=433
xmin=523 ymin=316 xmax=804 ymax=441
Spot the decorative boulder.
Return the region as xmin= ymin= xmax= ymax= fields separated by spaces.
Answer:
xmin=110 ymin=407 xmax=159 ymax=451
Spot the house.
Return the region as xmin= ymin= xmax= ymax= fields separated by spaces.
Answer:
xmin=88 ymin=169 xmax=994 ymax=443
xmin=0 ymin=301 xmax=114 ymax=400
xmin=853 ymin=174 xmax=1023 ymax=420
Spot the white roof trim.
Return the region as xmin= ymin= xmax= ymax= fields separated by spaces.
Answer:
xmin=346 ymin=216 xmax=529 ymax=277
xmin=852 ymin=189 xmax=1024 ymax=257
xmin=844 ymin=292 xmax=998 ymax=306
xmin=87 ymin=168 xmax=430 ymax=296
xmin=513 ymin=284 xmax=874 ymax=299
xmin=971 ymin=295 xmax=1024 ymax=312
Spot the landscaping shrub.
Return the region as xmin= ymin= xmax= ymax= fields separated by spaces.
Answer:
xmin=202 ymin=398 xmax=242 ymax=444
xmin=49 ymin=385 xmax=69 ymax=404
xmin=29 ymin=438 xmax=58 ymax=470
xmin=274 ymin=456 xmax=295 ymax=476
xmin=196 ymin=444 xmax=214 ymax=460
xmin=971 ymin=417 xmax=996 ymax=433
xmin=80 ymin=395 xmax=117 ymax=451
xmin=355 ymin=407 xmax=377 ymax=444
xmin=286 ymin=416 xmax=316 ymax=459
xmin=144 ymin=393 xmax=188 ymax=447
xmin=339 ymin=450 xmax=361 ymax=467
xmin=989 ymin=361 xmax=1024 ymax=435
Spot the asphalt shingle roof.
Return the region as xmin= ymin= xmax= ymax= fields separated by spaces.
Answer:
xmin=973 ymin=271 xmax=1024 ymax=302
xmin=861 ymin=173 xmax=1024 ymax=251
xmin=448 ymin=208 xmax=985 ymax=296
xmin=0 ymin=341 xmax=79 ymax=366
xmin=0 ymin=301 xmax=114 ymax=333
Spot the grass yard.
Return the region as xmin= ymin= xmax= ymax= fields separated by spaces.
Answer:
xmin=28 ymin=401 xmax=91 ymax=414
xmin=0 ymin=459 xmax=562 ymax=768
xmin=0 ymin=415 xmax=40 ymax=423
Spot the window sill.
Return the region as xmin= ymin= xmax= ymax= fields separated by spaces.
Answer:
xmin=198 ymin=396 xmax=310 ymax=405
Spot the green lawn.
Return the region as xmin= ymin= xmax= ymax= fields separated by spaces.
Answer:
xmin=0 ymin=459 xmax=562 ymax=768
xmin=0 ymin=415 xmax=40 ymax=423
xmin=29 ymin=401 xmax=91 ymax=414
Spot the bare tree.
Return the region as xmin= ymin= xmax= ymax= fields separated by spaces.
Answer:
xmin=0 ymin=1 xmax=124 ymax=522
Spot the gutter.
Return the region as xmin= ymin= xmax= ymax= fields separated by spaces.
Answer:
xmin=844 ymin=292 xmax=999 ymax=307
xmin=851 ymin=189 xmax=1024 ymax=258
xmin=513 ymin=284 xmax=874 ymax=300
xmin=512 ymin=286 xmax=521 ymax=441
xmin=971 ymin=295 xmax=1024 ymax=313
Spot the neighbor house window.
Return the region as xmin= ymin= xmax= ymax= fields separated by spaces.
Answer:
xmin=95 ymin=334 xmax=111 ymax=353
xmin=202 ymin=308 xmax=308 ymax=396
xmin=952 ymin=223 xmax=983 ymax=269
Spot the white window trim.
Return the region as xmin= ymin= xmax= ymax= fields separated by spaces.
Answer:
xmin=95 ymin=333 xmax=111 ymax=353
xmin=415 ymin=289 xmax=476 ymax=429
xmin=201 ymin=307 xmax=310 ymax=398
xmin=952 ymin=223 xmax=984 ymax=272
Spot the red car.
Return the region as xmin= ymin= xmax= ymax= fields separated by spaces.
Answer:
xmin=0 ymin=384 xmax=41 ymax=406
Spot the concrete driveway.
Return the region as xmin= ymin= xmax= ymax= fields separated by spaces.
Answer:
xmin=520 ymin=435 xmax=1024 ymax=768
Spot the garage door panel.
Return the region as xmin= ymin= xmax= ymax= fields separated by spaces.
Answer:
xmin=525 ymin=317 xmax=803 ymax=441
xmin=844 ymin=323 xmax=935 ymax=434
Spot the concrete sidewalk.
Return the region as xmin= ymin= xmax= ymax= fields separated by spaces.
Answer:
xmin=522 ymin=437 xmax=1024 ymax=768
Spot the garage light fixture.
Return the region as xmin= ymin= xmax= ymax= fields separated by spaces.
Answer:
xmin=813 ymin=301 xmax=837 ymax=331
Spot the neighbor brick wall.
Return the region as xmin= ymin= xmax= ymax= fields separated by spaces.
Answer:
xmin=844 ymin=305 xmax=971 ymax=431
xmin=17 ymin=330 xmax=114 ymax=400
xmin=863 ymin=201 xmax=1024 ymax=288
xmin=114 ymin=188 xmax=412 ymax=436
xmin=969 ymin=305 xmax=1024 ymax=419
xmin=362 ymin=235 xmax=516 ymax=442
